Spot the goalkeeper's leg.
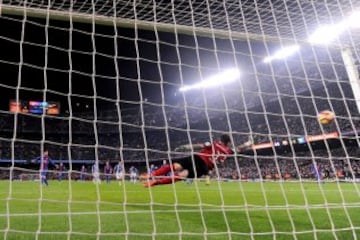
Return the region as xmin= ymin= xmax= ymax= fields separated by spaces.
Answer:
xmin=144 ymin=175 xmax=181 ymax=187
xmin=150 ymin=164 xmax=175 ymax=177
xmin=141 ymin=162 xmax=180 ymax=181
xmin=144 ymin=169 xmax=188 ymax=188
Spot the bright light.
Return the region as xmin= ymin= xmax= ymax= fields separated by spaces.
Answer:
xmin=263 ymin=45 xmax=300 ymax=63
xmin=308 ymin=24 xmax=345 ymax=45
xmin=346 ymin=11 xmax=360 ymax=28
xmin=308 ymin=11 xmax=360 ymax=45
xmin=179 ymin=68 xmax=240 ymax=92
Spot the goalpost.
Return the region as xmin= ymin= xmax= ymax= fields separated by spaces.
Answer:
xmin=0 ymin=0 xmax=360 ymax=239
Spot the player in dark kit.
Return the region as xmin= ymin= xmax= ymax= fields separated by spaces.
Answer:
xmin=57 ymin=162 xmax=67 ymax=181
xmin=32 ymin=150 xmax=56 ymax=186
xmin=143 ymin=134 xmax=234 ymax=187
xmin=104 ymin=161 xmax=113 ymax=184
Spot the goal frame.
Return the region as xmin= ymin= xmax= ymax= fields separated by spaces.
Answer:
xmin=0 ymin=3 xmax=308 ymax=44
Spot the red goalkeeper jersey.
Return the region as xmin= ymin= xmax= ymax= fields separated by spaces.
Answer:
xmin=197 ymin=140 xmax=233 ymax=170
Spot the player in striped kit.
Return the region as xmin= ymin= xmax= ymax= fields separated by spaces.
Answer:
xmin=57 ymin=162 xmax=67 ymax=181
xmin=79 ymin=165 xmax=87 ymax=181
xmin=129 ymin=166 xmax=138 ymax=184
xmin=32 ymin=150 xmax=56 ymax=186
xmin=311 ymin=161 xmax=323 ymax=183
xmin=104 ymin=161 xmax=113 ymax=184
xmin=92 ymin=162 xmax=101 ymax=184
xmin=114 ymin=160 xmax=125 ymax=185
xmin=143 ymin=134 xmax=234 ymax=187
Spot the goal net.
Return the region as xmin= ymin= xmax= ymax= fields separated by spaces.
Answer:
xmin=0 ymin=0 xmax=360 ymax=239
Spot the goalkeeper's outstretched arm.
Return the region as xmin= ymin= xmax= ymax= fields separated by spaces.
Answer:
xmin=175 ymin=142 xmax=209 ymax=152
xmin=236 ymin=139 xmax=253 ymax=153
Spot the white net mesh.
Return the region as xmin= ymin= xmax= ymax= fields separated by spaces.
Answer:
xmin=0 ymin=0 xmax=360 ymax=239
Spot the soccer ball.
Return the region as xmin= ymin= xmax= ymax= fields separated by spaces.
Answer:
xmin=318 ymin=110 xmax=335 ymax=125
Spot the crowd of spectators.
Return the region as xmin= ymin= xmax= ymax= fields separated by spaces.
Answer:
xmin=217 ymin=146 xmax=360 ymax=181
xmin=0 ymin=73 xmax=359 ymax=181
xmin=1 ymin=146 xmax=359 ymax=182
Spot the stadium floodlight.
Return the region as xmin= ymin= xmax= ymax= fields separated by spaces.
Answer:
xmin=179 ymin=68 xmax=240 ymax=92
xmin=346 ymin=11 xmax=360 ymax=28
xmin=263 ymin=45 xmax=300 ymax=63
xmin=308 ymin=11 xmax=360 ymax=45
xmin=308 ymin=24 xmax=345 ymax=45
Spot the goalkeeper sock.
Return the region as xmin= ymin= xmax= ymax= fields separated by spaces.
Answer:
xmin=151 ymin=164 xmax=174 ymax=176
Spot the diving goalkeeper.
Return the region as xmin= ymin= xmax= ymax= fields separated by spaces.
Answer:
xmin=143 ymin=134 xmax=234 ymax=187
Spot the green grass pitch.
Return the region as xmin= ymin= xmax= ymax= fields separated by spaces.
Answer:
xmin=0 ymin=180 xmax=359 ymax=240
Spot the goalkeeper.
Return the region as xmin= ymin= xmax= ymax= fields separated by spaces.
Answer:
xmin=143 ymin=134 xmax=235 ymax=188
